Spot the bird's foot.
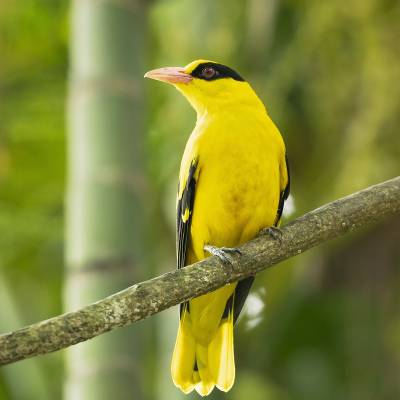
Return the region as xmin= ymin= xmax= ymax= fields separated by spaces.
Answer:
xmin=259 ymin=226 xmax=283 ymax=241
xmin=204 ymin=245 xmax=241 ymax=269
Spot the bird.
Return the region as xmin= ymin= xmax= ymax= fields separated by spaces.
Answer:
xmin=144 ymin=60 xmax=290 ymax=396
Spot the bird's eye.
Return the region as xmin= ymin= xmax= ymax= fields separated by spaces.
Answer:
xmin=201 ymin=67 xmax=217 ymax=80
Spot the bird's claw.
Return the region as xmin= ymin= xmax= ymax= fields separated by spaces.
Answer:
xmin=259 ymin=226 xmax=283 ymax=241
xmin=204 ymin=245 xmax=241 ymax=269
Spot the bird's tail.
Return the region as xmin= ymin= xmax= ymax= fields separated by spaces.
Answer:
xmin=171 ymin=307 xmax=235 ymax=396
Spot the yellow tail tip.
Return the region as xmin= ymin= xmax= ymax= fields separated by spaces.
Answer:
xmin=173 ymin=381 xmax=195 ymax=395
xmin=172 ymin=303 xmax=236 ymax=396
xmin=195 ymin=381 xmax=215 ymax=396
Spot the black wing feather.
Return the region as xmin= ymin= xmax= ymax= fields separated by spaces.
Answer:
xmin=177 ymin=161 xmax=197 ymax=317
xmin=222 ymin=276 xmax=255 ymax=324
xmin=275 ymin=155 xmax=290 ymax=226
xmin=177 ymin=161 xmax=197 ymax=269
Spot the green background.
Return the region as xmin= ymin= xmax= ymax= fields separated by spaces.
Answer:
xmin=0 ymin=0 xmax=399 ymax=399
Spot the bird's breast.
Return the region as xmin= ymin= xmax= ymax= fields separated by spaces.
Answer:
xmin=188 ymin=120 xmax=281 ymax=261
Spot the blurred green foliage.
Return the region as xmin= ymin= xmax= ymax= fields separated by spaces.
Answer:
xmin=0 ymin=1 xmax=67 ymax=398
xmin=0 ymin=0 xmax=399 ymax=399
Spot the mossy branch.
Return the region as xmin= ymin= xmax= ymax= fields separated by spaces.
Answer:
xmin=1 ymin=177 xmax=399 ymax=366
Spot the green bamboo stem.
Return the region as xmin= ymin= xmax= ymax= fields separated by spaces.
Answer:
xmin=64 ymin=0 xmax=148 ymax=398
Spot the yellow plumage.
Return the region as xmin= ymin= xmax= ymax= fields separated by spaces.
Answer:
xmin=145 ymin=59 xmax=289 ymax=396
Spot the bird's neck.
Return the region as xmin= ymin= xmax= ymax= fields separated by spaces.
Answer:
xmin=197 ymin=95 xmax=268 ymax=128
xmin=180 ymin=82 xmax=268 ymax=121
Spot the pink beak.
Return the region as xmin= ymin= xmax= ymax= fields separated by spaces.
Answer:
xmin=144 ymin=67 xmax=193 ymax=84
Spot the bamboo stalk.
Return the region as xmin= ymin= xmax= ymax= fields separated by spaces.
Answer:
xmin=64 ymin=0 xmax=148 ymax=398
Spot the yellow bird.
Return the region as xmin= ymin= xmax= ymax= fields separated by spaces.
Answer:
xmin=145 ymin=60 xmax=290 ymax=396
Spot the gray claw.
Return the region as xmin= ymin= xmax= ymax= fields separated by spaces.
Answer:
xmin=220 ymin=247 xmax=242 ymax=255
xmin=204 ymin=245 xmax=241 ymax=267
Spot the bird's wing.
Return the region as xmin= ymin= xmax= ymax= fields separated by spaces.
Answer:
xmin=177 ymin=160 xmax=198 ymax=317
xmin=232 ymin=276 xmax=254 ymax=324
xmin=275 ymin=154 xmax=290 ymax=226
xmin=176 ymin=159 xmax=198 ymax=269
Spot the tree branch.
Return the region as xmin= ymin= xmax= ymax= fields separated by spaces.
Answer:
xmin=1 ymin=177 xmax=399 ymax=366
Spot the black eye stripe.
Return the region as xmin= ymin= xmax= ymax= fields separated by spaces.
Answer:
xmin=190 ymin=63 xmax=245 ymax=82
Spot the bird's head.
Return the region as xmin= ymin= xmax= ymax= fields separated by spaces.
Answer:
xmin=145 ymin=59 xmax=262 ymax=115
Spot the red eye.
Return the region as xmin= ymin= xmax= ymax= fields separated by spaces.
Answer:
xmin=202 ymin=67 xmax=216 ymax=79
